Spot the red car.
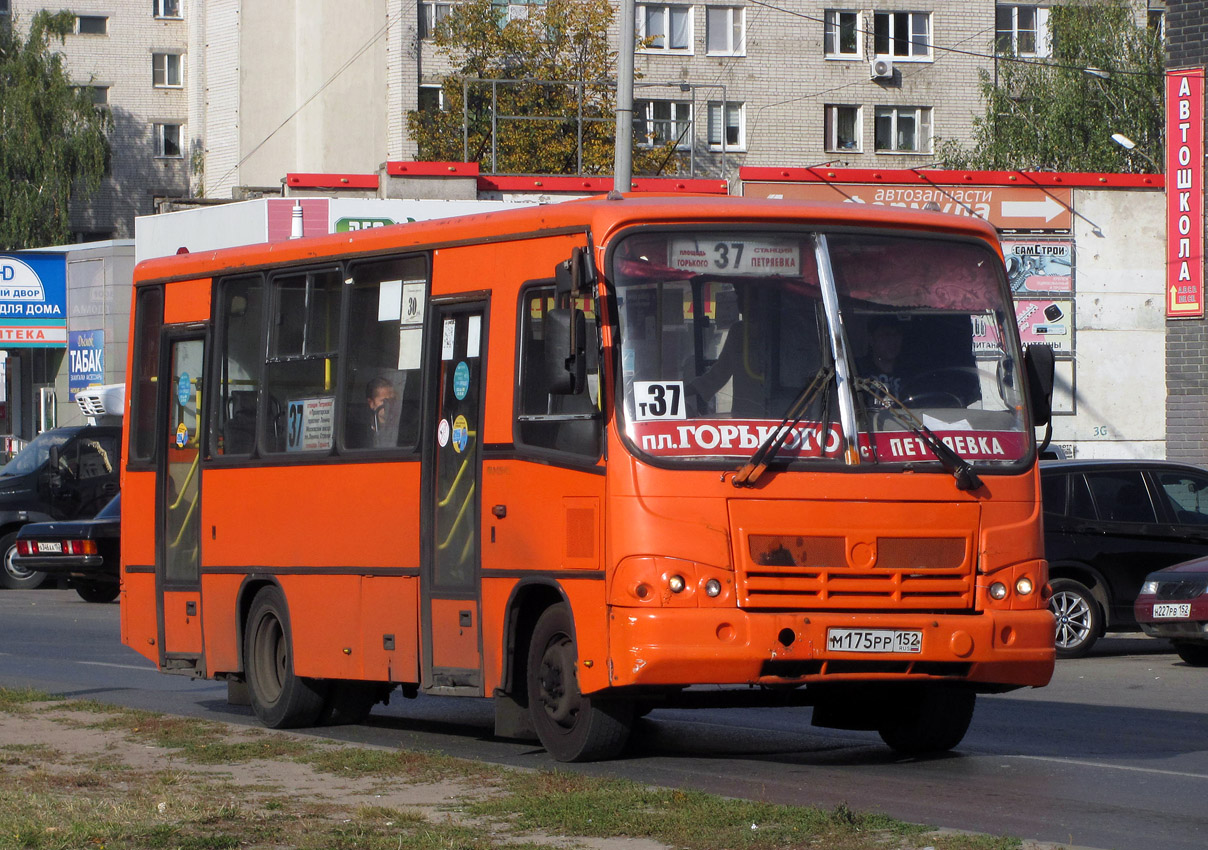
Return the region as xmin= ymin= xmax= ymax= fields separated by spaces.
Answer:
xmin=1134 ymin=556 xmax=1208 ymax=666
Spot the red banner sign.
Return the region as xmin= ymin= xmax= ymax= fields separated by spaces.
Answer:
xmin=1166 ymin=69 xmax=1205 ymax=318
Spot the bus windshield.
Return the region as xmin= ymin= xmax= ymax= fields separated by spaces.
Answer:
xmin=613 ymin=228 xmax=1028 ymax=470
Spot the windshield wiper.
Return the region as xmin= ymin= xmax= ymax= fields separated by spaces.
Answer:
xmin=855 ymin=378 xmax=983 ymax=491
xmin=732 ymin=366 xmax=835 ymax=488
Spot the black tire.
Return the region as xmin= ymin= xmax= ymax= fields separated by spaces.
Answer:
xmin=1173 ymin=642 xmax=1208 ymax=667
xmin=243 ymin=586 xmax=327 ymax=728
xmin=1049 ymin=578 xmax=1102 ymax=658
xmin=526 ymin=603 xmax=633 ymax=762
xmin=75 ymin=580 xmax=119 ymax=603
xmin=0 ymin=531 xmax=48 ymax=590
xmin=319 ymin=681 xmax=390 ymax=726
xmin=877 ymin=685 xmax=976 ymax=756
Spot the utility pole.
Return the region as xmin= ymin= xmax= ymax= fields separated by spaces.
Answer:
xmin=614 ymin=0 xmax=634 ymax=192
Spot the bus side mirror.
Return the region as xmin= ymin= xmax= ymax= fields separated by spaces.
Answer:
xmin=546 ymin=308 xmax=587 ymax=395
xmin=1024 ymin=344 xmax=1055 ymax=427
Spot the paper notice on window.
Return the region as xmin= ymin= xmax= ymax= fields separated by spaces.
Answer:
xmin=467 ymin=315 xmax=482 ymax=358
xmin=378 ymin=280 xmax=403 ymax=322
xmin=442 ymin=318 xmax=456 ymax=360
xmin=398 ymin=326 xmax=423 ymax=371
xmin=401 ymin=281 xmax=425 ymax=326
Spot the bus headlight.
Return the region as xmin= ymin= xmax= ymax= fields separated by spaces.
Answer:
xmin=1015 ymin=577 xmax=1034 ymax=596
xmin=705 ymin=579 xmax=722 ymax=597
xmin=989 ymin=582 xmax=1008 ymax=600
xmin=668 ymin=575 xmax=686 ymax=593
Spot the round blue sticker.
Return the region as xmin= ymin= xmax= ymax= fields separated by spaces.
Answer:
xmin=453 ymin=361 xmax=470 ymax=400
xmin=176 ymin=373 xmax=191 ymax=406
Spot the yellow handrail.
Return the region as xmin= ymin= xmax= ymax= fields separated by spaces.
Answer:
xmin=168 ymin=452 xmax=200 ymax=512
xmin=436 ymin=482 xmax=476 ymax=552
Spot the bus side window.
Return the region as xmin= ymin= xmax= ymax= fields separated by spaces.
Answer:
xmin=340 ymin=256 xmax=427 ymax=453
xmin=129 ymin=286 xmax=164 ymax=465
xmin=263 ymin=268 xmax=342 ymax=455
xmin=515 ymin=286 xmax=601 ymax=458
xmin=210 ymin=275 xmax=264 ymax=457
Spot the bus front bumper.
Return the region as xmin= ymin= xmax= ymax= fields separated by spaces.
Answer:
xmin=605 ymin=607 xmax=1055 ymax=691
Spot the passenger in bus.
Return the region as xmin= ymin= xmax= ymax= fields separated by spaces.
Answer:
xmin=365 ymin=377 xmax=398 ymax=448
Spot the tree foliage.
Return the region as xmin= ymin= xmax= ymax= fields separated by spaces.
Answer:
xmin=939 ymin=1 xmax=1163 ymax=173
xmin=407 ymin=0 xmax=680 ymax=176
xmin=0 ymin=11 xmax=110 ymax=250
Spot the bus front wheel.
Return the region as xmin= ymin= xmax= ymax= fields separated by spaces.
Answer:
xmin=526 ymin=603 xmax=633 ymax=762
xmin=244 ymin=586 xmax=327 ymax=728
xmin=877 ymin=684 xmax=976 ymax=756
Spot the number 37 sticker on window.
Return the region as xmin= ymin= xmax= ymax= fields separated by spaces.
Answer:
xmin=633 ymin=381 xmax=687 ymax=421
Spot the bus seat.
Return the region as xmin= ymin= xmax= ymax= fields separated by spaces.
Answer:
xmin=225 ymin=390 xmax=258 ymax=454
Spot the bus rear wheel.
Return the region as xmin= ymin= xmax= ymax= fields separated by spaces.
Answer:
xmin=244 ymin=586 xmax=327 ymax=728
xmin=877 ymin=684 xmax=976 ymax=756
xmin=526 ymin=603 xmax=632 ymax=762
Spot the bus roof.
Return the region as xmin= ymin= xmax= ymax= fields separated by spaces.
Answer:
xmin=131 ymin=195 xmax=1003 ymax=285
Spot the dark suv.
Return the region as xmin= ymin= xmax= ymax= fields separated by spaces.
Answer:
xmin=1041 ymin=459 xmax=1208 ymax=657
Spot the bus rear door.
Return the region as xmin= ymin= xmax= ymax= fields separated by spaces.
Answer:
xmin=156 ymin=333 xmax=205 ymax=669
xmin=421 ymin=300 xmax=488 ymax=693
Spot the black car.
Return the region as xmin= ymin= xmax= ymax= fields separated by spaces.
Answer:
xmin=1041 ymin=459 xmax=1208 ymax=657
xmin=12 ymin=493 xmax=121 ymax=603
xmin=0 ymin=425 xmax=121 ymax=589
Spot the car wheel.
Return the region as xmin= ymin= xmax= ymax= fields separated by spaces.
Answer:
xmin=1049 ymin=578 xmax=1102 ymax=659
xmin=526 ymin=603 xmax=633 ymax=762
xmin=74 ymin=580 xmax=119 ymax=603
xmin=1173 ymin=641 xmax=1208 ymax=667
xmin=0 ymin=531 xmax=49 ymax=590
xmin=243 ymin=585 xmax=328 ymax=728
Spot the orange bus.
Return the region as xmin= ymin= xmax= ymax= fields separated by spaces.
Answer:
xmin=121 ymin=196 xmax=1056 ymax=762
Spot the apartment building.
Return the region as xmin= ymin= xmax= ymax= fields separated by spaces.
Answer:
xmin=2 ymin=1 xmax=1165 ymax=239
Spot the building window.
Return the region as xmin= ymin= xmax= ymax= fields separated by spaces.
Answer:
xmin=706 ymin=6 xmax=743 ymax=55
xmin=0 ymin=0 xmax=10 ymax=16
xmin=154 ymin=123 xmax=183 ymax=157
xmin=153 ymin=52 xmax=183 ymax=87
xmin=74 ymin=85 xmax=110 ymax=107
xmin=707 ymin=101 xmax=743 ymax=149
xmin=634 ymin=100 xmax=692 ymax=148
xmin=637 ymin=4 xmax=692 ymax=53
xmin=996 ymin=5 xmax=1049 ymax=57
xmin=825 ymin=105 xmax=861 ymax=152
xmin=874 ymin=106 xmax=931 ymax=153
xmin=824 ymin=11 xmax=861 ymax=58
xmin=419 ymin=1 xmax=455 ymax=38
xmin=873 ymin=11 xmax=931 ymax=59
xmin=418 ymin=85 xmax=444 ymax=112
xmin=154 ymin=0 xmax=182 ymax=19
xmin=491 ymin=0 xmax=544 ymax=24
xmin=1148 ymin=9 xmax=1164 ymax=39
xmin=76 ymin=15 xmax=108 ymax=35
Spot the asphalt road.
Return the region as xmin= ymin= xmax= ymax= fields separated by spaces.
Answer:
xmin=2 ymin=590 xmax=1206 ymax=850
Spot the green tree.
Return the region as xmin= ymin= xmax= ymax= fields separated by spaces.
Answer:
xmin=0 ymin=11 xmax=111 ymax=250
xmin=939 ymin=1 xmax=1163 ymax=173
xmin=407 ymin=0 xmax=680 ymax=176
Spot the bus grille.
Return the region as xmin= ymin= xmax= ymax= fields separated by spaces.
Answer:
xmin=740 ymin=534 xmax=974 ymax=610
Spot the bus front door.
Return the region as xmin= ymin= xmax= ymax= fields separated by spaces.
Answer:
xmin=156 ymin=334 xmax=205 ymax=670
xmin=421 ymin=301 xmax=487 ymax=693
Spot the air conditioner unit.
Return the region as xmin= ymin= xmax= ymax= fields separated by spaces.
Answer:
xmin=870 ymin=57 xmax=894 ymax=80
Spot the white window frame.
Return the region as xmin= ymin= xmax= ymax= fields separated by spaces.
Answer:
xmin=419 ymin=2 xmax=455 ymax=39
xmin=634 ymin=100 xmax=693 ymax=149
xmin=995 ymin=5 xmax=1050 ymax=58
xmin=418 ymin=84 xmax=445 ymax=112
xmin=76 ymin=15 xmax=108 ymax=35
xmin=874 ymin=105 xmax=931 ymax=154
xmin=707 ymin=101 xmax=744 ymax=150
xmin=705 ymin=6 xmax=744 ymax=56
xmin=152 ymin=52 xmax=183 ymax=88
xmin=153 ymin=123 xmax=183 ymax=158
xmin=154 ymin=0 xmax=182 ymax=20
xmin=637 ymin=4 xmax=694 ymax=55
xmin=873 ymin=11 xmax=932 ymax=61
xmin=824 ymin=104 xmax=862 ymax=153
xmin=824 ymin=10 xmax=862 ymax=59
